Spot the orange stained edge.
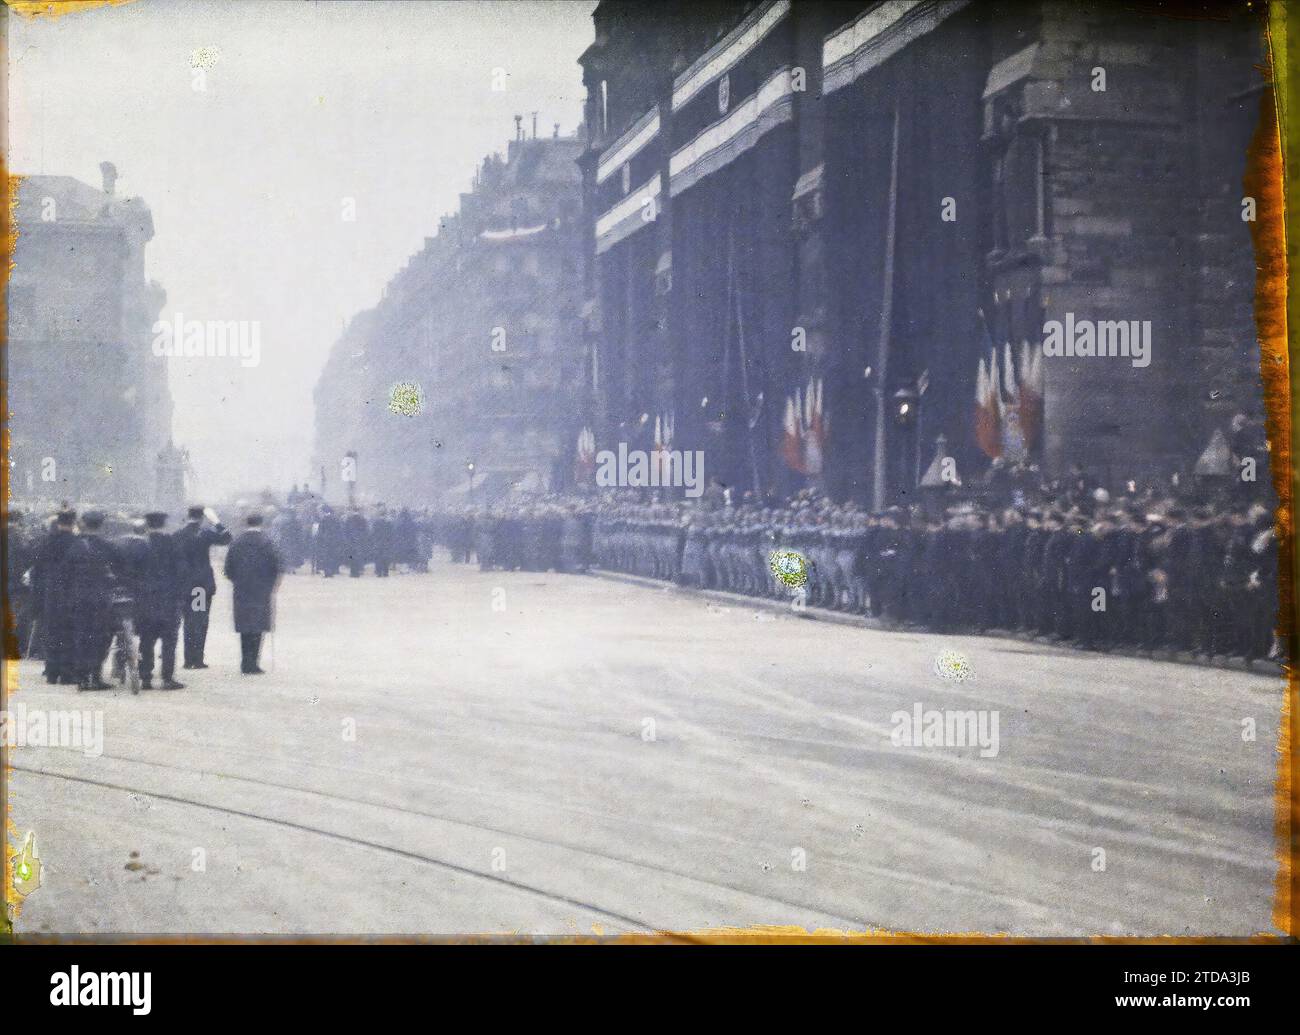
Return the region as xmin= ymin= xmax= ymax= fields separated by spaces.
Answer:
xmin=4 ymin=0 xmax=138 ymax=22
xmin=3 ymin=931 xmax=1294 ymax=946
xmin=0 ymin=0 xmax=1297 ymax=946
xmin=2 ymin=0 xmax=17 ymax=940
xmin=1244 ymin=0 xmax=1295 ymax=943
xmin=1263 ymin=0 xmax=1299 ymax=943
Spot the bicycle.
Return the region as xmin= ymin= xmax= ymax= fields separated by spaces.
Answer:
xmin=108 ymin=589 xmax=142 ymax=695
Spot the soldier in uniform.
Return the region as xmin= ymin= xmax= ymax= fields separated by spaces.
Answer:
xmin=919 ymin=515 xmax=953 ymax=632
xmin=176 ymin=505 xmax=232 ymax=669
xmin=1159 ymin=506 xmax=1195 ymax=654
xmin=271 ymin=507 xmax=306 ymax=572
xmin=371 ymin=505 xmax=394 ymax=577
xmin=1019 ymin=512 xmax=1047 ymax=636
xmin=1242 ymin=506 xmax=1277 ymax=665
xmin=1107 ymin=508 xmax=1146 ymax=650
xmin=967 ymin=511 xmax=999 ymax=633
xmin=136 ymin=511 xmax=186 ymax=690
xmin=447 ymin=508 xmax=474 ymax=564
xmin=224 ymin=512 xmax=283 ymax=674
xmin=475 ymin=508 xmax=499 ymax=571
xmin=536 ymin=504 xmax=564 ymax=573
xmin=1140 ymin=516 xmax=1171 ymax=654
xmin=343 ymin=507 xmax=369 ymax=577
xmin=32 ymin=508 xmax=82 ymax=684
xmin=1187 ymin=508 xmax=1227 ymax=659
xmin=994 ymin=509 xmax=1027 ymax=633
xmin=497 ymin=509 xmax=523 ymax=571
xmin=1069 ymin=511 xmax=1112 ymax=651
xmin=869 ymin=511 xmax=901 ymax=623
xmin=560 ymin=504 xmax=593 ymax=573
xmin=394 ymin=508 xmax=418 ymax=572
xmin=1040 ymin=513 xmax=1072 ymax=641
xmin=679 ymin=511 xmax=710 ymax=588
xmin=315 ymin=504 xmax=342 ymax=577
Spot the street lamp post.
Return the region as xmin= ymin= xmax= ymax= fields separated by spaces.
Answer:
xmin=345 ymin=450 xmax=358 ymax=509
xmin=466 ymin=460 xmax=475 ymax=504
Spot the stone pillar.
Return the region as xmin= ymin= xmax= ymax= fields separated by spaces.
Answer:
xmin=986 ymin=2 xmax=1200 ymax=488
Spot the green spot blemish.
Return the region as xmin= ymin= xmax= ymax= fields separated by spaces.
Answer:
xmin=388 ymin=381 xmax=423 ymax=417
xmin=769 ymin=549 xmax=809 ymax=588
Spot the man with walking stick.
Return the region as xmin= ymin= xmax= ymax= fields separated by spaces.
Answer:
xmin=224 ymin=512 xmax=283 ymax=675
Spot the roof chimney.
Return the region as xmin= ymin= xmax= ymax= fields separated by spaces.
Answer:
xmin=553 ymin=122 xmax=560 ymax=139
xmin=531 ymin=111 xmax=538 ymax=139
xmin=99 ymin=161 xmax=118 ymax=196
xmin=514 ymin=115 xmax=523 ymax=141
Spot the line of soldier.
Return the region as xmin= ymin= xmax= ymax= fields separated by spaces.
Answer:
xmin=6 ymin=504 xmax=283 ymax=686
xmin=423 ymin=489 xmax=1280 ymax=667
xmin=428 ymin=501 xmax=595 ymax=574
xmin=290 ymin=504 xmax=432 ymax=578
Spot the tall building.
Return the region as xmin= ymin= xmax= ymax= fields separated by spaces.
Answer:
xmin=578 ymin=0 xmax=1272 ymax=507
xmin=6 ymin=162 xmax=174 ymax=506
xmin=313 ymin=128 xmax=585 ymax=506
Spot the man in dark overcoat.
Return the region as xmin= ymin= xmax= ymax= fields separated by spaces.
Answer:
xmin=32 ymin=508 xmax=81 ymax=684
xmin=136 ymin=511 xmax=186 ymax=690
xmin=72 ymin=510 xmax=120 ymax=689
xmin=224 ymin=512 xmax=283 ymax=675
xmin=315 ymin=505 xmax=342 ymax=576
xmin=343 ymin=507 xmax=369 ymax=578
xmin=370 ymin=506 xmax=394 ymax=577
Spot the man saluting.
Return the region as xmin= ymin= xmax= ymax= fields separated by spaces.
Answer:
xmin=223 ymin=512 xmax=283 ymax=675
xmin=176 ymin=504 xmax=232 ymax=669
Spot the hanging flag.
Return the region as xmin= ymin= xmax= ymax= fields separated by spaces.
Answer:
xmin=975 ymin=355 xmax=1002 ymax=460
xmin=653 ymin=412 xmax=677 ymax=484
xmin=779 ymin=382 xmax=828 ymax=476
xmin=574 ymin=426 xmax=596 ymax=485
xmin=781 ymin=395 xmax=803 ymax=473
xmin=804 ymin=378 xmax=826 ymax=476
xmin=1000 ymin=342 xmax=1026 ymax=460
xmin=973 ymin=310 xmax=1003 ymax=460
xmin=1017 ymin=339 xmax=1044 ymax=449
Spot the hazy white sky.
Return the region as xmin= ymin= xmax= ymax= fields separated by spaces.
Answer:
xmin=8 ymin=0 xmax=593 ymax=497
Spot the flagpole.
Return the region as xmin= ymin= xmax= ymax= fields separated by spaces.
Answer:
xmin=729 ymin=230 xmax=762 ymax=496
xmin=872 ymin=102 xmax=901 ymax=512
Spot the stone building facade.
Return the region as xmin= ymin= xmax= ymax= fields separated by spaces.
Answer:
xmin=313 ymin=130 xmax=585 ymax=506
xmin=578 ymin=0 xmax=1272 ymax=507
xmin=6 ymin=164 xmax=174 ymax=507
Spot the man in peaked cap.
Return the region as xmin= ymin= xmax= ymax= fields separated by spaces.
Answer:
xmin=136 ymin=511 xmax=186 ymax=690
xmin=176 ymin=504 xmax=232 ymax=669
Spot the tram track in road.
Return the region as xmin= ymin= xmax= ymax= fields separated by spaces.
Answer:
xmin=11 ymin=762 xmax=665 ymax=935
xmin=9 ymin=757 xmax=870 ymax=935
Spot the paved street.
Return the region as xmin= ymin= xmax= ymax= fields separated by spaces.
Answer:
xmin=7 ymin=558 xmax=1285 ymax=937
